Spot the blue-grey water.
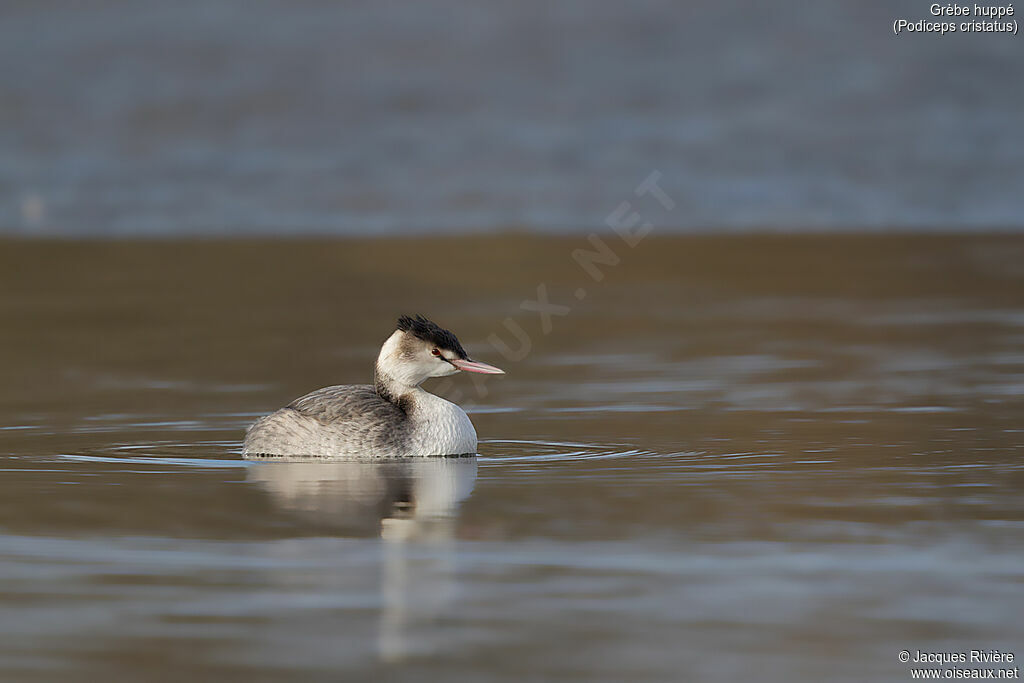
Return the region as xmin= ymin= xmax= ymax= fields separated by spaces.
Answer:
xmin=2 ymin=0 xmax=1023 ymax=235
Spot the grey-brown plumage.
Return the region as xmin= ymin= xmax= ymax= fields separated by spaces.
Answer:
xmin=244 ymin=385 xmax=412 ymax=458
xmin=242 ymin=316 xmax=505 ymax=458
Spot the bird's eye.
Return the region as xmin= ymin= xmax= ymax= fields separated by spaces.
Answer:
xmin=431 ymin=348 xmax=441 ymax=357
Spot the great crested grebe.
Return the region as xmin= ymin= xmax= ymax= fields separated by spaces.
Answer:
xmin=242 ymin=315 xmax=504 ymax=458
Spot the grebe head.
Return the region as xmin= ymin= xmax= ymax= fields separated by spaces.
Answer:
xmin=375 ymin=315 xmax=504 ymax=391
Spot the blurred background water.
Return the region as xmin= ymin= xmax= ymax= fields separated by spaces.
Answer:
xmin=2 ymin=0 xmax=1023 ymax=236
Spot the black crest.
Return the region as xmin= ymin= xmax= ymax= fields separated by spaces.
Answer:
xmin=397 ymin=315 xmax=468 ymax=359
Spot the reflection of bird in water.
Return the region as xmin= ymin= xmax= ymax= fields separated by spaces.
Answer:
xmin=246 ymin=456 xmax=477 ymax=538
xmin=246 ymin=456 xmax=477 ymax=661
xmin=243 ymin=315 xmax=503 ymax=458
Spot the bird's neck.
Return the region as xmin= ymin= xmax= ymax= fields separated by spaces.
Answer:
xmin=374 ymin=363 xmax=419 ymax=405
xmin=374 ymin=331 xmax=420 ymax=405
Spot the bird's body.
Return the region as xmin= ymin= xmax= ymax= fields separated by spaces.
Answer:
xmin=243 ymin=316 xmax=503 ymax=458
xmin=243 ymin=383 xmax=477 ymax=458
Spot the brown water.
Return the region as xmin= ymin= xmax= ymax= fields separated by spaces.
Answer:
xmin=1 ymin=234 xmax=1023 ymax=681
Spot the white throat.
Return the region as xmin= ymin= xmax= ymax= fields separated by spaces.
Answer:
xmin=376 ymin=330 xmax=424 ymax=390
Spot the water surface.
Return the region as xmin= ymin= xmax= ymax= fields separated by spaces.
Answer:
xmin=1 ymin=235 xmax=1023 ymax=681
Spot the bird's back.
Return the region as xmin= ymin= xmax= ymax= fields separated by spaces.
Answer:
xmin=243 ymin=384 xmax=412 ymax=458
